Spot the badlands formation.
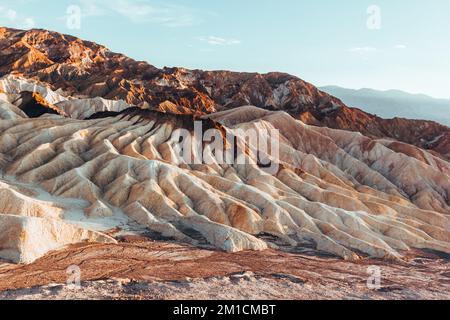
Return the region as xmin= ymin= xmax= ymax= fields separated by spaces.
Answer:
xmin=0 ymin=27 xmax=449 ymax=272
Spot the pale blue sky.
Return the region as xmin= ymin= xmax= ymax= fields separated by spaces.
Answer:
xmin=1 ymin=0 xmax=449 ymax=98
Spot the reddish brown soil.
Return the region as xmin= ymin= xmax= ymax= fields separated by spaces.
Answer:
xmin=0 ymin=237 xmax=449 ymax=299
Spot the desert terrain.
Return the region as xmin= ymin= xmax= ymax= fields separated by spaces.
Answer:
xmin=0 ymin=27 xmax=449 ymax=300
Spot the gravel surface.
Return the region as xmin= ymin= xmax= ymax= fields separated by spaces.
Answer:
xmin=1 ymin=238 xmax=449 ymax=300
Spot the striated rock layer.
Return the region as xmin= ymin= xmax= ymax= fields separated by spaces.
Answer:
xmin=0 ymin=95 xmax=449 ymax=263
xmin=0 ymin=27 xmax=449 ymax=265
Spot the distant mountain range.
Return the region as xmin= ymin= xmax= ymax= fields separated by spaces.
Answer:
xmin=320 ymin=86 xmax=450 ymax=127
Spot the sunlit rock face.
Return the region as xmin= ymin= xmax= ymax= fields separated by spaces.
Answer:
xmin=0 ymin=214 xmax=116 ymax=264
xmin=1 ymin=27 xmax=448 ymax=158
xmin=0 ymin=27 xmax=449 ymax=264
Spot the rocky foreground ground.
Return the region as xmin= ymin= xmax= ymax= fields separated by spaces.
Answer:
xmin=0 ymin=236 xmax=449 ymax=300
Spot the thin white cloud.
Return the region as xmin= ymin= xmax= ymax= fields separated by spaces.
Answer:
xmin=395 ymin=44 xmax=407 ymax=49
xmin=78 ymin=0 xmax=105 ymax=17
xmin=78 ymin=0 xmax=197 ymax=27
xmin=348 ymin=46 xmax=377 ymax=53
xmin=0 ymin=5 xmax=35 ymax=29
xmin=198 ymin=36 xmax=241 ymax=46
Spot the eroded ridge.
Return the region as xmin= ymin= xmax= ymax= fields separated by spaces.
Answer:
xmin=0 ymin=99 xmax=449 ymax=263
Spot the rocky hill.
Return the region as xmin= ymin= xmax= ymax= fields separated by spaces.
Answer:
xmin=0 ymin=27 xmax=449 ymax=268
xmin=0 ymin=27 xmax=448 ymax=159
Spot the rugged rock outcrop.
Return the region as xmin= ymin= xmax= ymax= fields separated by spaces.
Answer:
xmin=0 ymin=27 xmax=448 ymax=158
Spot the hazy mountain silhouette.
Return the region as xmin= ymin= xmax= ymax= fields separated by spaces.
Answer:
xmin=321 ymin=86 xmax=450 ymax=126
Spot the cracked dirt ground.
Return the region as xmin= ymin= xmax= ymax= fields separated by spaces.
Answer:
xmin=0 ymin=236 xmax=449 ymax=300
